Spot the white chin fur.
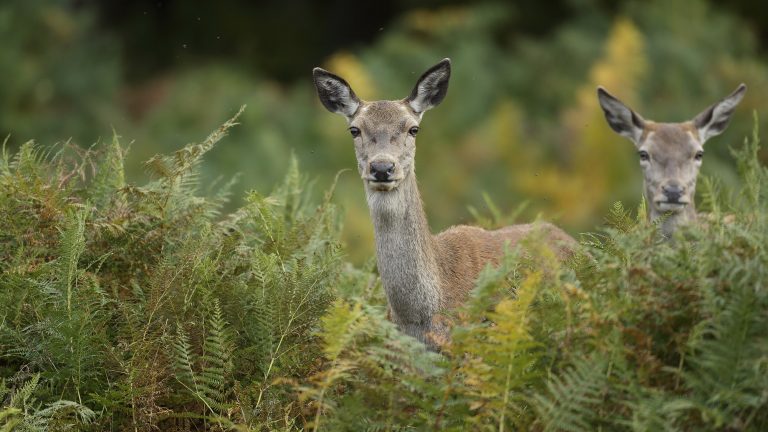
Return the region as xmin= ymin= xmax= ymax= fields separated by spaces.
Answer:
xmin=367 ymin=181 xmax=398 ymax=192
xmin=656 ymin=202 xmax=688 ymax=212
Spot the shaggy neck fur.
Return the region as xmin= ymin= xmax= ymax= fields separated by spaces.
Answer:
xmin=366 ymin=172 xmax=442 ymax=343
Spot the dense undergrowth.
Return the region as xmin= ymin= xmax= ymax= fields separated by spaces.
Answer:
xmin=1 ymin=111 xmax=767 ymax=431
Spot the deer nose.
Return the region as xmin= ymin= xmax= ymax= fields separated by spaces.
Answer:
xmin=662 ymin=184 xmax=684 ymax=202
xmin=370 ymin=161 xmax=395 ymax=182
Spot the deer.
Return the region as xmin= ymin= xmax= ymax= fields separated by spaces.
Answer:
xmin=312 ymin=58 xmax=576 ymax=349
xmin=597 ymin=84 xmax=747 ymax=237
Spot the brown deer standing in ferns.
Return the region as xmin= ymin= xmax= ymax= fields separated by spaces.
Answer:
xmin=597 ymin=84 xmax=747 ymax=236
xmin=313 ymin=59 xmax=576 ymax=349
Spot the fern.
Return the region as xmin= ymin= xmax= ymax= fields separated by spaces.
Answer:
xmin=90 ymin=131 xmax=126 ymax=207
xmin=8 ymin=374 xmax=41 ymax=414
xmin=731 ymin=111 xmax=765 ymax=211
xmin=172 ymin=309 xmax=234 ymax=424
xmin=199 ymin=298 xmax=233 ymax=412
xmin=2 ymin=96 xmax=767 ymax=431
xmin=534 ymin=356 xmax=613 ymax=432
xmin=297 ymin=300 xmax=369 ymax=431
xmin=1 ymin=374 xmax=95 ymax=431
xmin=468 ymin=192 xmax=530 ymax=229
xmin=173 ymin=325 xmax=199 ymax=396
xmin=451 ymin=271 xmax=544 ymax=430
xmin=58 ymin=208 xmax=87 ymax=317
xmin=297 ymin=300 xmax=442 ymax=431
xmin=604 ymin=200 xmax=637 ymax=233
xmin=681 ymin=280 xmax=768 ymax=429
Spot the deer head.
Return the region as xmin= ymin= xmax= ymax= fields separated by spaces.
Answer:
xmin=597 ymin=84 xmax=746 ymax=230
xmin=313 ymin=59 xmax=451 ymax=193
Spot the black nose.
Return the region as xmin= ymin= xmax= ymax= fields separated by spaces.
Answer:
xmin=662 ymin=184 xmax=683 ymax=202
xmin=370 ymin=161 xmax=395 ymax=182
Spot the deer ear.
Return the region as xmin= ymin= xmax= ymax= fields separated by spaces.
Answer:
xmin=406 ymin=58 xmax=451 ymax=114
xmin=692 ymin=83 xmax=746 ymax=143
xmin=597 ymin=86 xmax=646 ymax=144
xmin=313 ymin=68 xmax=360 ymax=118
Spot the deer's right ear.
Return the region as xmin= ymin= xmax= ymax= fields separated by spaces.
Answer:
xmin=597 ymin=87 xmax=646 ymax=144
xmin=692 ymin=83 xmax=747 ymax=143
xmin=313 ymin=68 xmax=360 ymax=118
xmin=406 ymin=58 xmax=451 ymax=114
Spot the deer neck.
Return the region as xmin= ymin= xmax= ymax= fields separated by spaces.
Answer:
xmin=366 ymin=172 xmax=442 ymax=328
xmin=648 ymin=194 xmax=697 ymax=237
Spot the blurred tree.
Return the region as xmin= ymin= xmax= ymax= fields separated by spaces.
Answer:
xmin=0 ymin=0 xmax=120 ymax=146
xmin=519 ymin=17 xmax=647 ymax=226
xmin=2 ymin=0 xmax=768 ymax=263
xmin=88 ymin=0 xmax=576 ymax=83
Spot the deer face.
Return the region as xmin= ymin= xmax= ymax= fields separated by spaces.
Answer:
xmin=313 ymin=59 xmax=451 ymax=193
xmin=637 ymin=123 xmax=704 ymax=212
xmin=598 ymin=84 xmax=746 ymax=217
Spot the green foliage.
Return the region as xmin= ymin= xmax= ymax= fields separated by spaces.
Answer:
xmin=0 ymin=111 xmax=350 ymax=430
xmin=296 ymin=299 xmax=444 ymax=431
xmin=0 ymin=374 xmax=96 ymax=431
xmin=535 ymin=356 xmax=612 ymax=432
xmin=1 ymin=104 xmax=767 ymax=431
xmin=0 ymin=0 xmax=119 ymax=146
xmin=172 ymin=297 xmax=233 ymax=418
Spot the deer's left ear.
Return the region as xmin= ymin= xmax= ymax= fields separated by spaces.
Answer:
xmin=693 ymin=83 xmax=747 ymax=143
xmin=406 ymin=58 xmax=451 ymax=114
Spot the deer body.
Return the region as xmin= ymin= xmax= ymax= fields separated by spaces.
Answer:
xmin=314 ymin=59 xmax=575 ymax=347
xmin=597 ymin=84 xmax=747 ymax=237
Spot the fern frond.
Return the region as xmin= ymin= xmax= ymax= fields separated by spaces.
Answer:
xmin=57 ymin=208 xmax=87 ymax=316
xmin=200 ymin=298 xmax=233 ymax=412
xmin=173 ymin=325 xmax=199 ymax=395
xmin=90 ymin=130 xmax=126 ymax=207
xmin=8 ymin=374 xmax=40 ymax=411
xmin=682 ymin=280 xmax=768 ymax=429
xmin=605 ymin=201 xmax=636 ymax=233
xmin=534 ymin=356 xmax=612 ymax=432
xmin=731 ymin=111 xmax=765 ymax=210
xmin=452 ymin=271 xmax=544 ymax=430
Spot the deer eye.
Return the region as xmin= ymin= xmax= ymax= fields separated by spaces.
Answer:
xmin=408 ymin=126 xmax=420 ymax=137
xmin=349 ymin=127 xmax=361 ymax=138
xmin=694 ymin=151 xmax=704 ymax=161
xmin=638 ymin=150 xmax=650 ymax=162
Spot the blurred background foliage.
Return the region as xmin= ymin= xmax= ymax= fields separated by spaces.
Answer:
xmin=2 ymin=0 xmax=767 ymax=262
